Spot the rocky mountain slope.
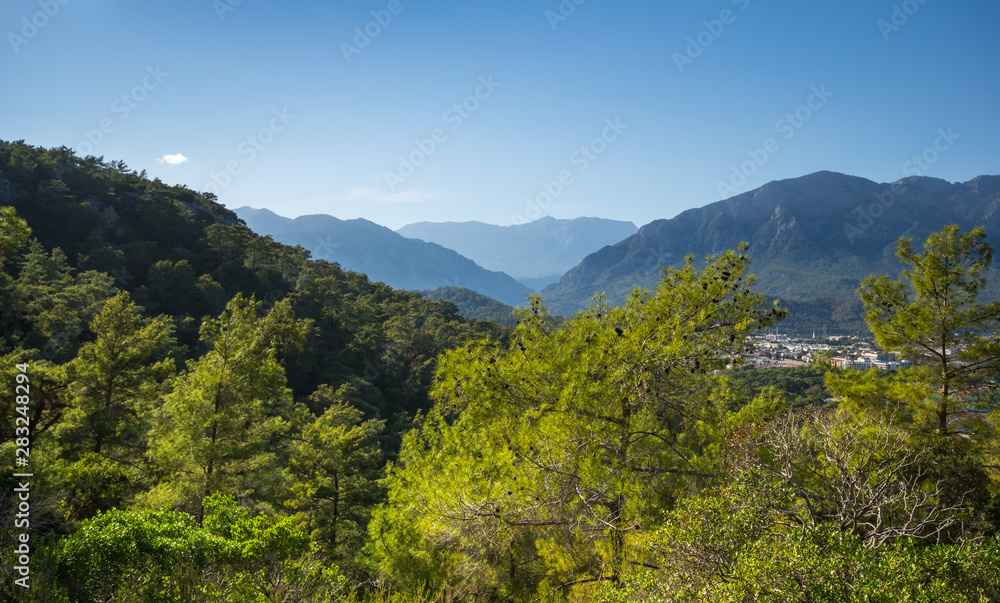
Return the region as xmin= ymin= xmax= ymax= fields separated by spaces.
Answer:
xmin=541 ymin=171 xmax=1000 ymax=317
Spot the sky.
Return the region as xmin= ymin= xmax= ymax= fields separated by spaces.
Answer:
xmin=2 ymin=0 xmax=998 ymax=230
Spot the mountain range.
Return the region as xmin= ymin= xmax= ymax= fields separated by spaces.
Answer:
xmin=237 ymin=171 xmax=1000 ymax=332
xmin=235 ymin=207 xmax=533 ymax=307
xmin=541 ymin=171 xmax=1000 ymax=317
xmin=396 ymin=217 xmax=637 ymax=289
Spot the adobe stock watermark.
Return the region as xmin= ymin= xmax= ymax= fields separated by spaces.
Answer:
xmin=673 ymin=0 xmax=751 ymax=73
xmin=878 ymin=0 xmax=929 ymax=41
xmin=76 ymin=66 xmax=169 ymax=157
xmin=341 ymin=0 xmax=410 ymax=63
xmin=8 ymin=0 xmax=72 ymax=55
xmin=634 ymin=241 xmax=679 ymax=281
xmin=213 ymin=0 xmax=244 ymax=22
xmin=716 ymin=85 xmax=833 ymax=197
xmin=510 ymin=117 xmax=628 ymax=227
xmin=545 ymin=0 xmax=588 ymax=31
xmin=384 ymin=75 xmax=501 ymax=192
xmin=843 ymin=127 xmax=959 ymax=243
xmin=313 ymin=235 xmax=341 ymax=260
xmin=205 ymin=108 xmax=295 ymax=195
xmin=260 ymin=289 xmax=286 ymax=313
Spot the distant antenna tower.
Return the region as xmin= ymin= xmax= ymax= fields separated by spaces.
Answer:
xmin=823 ymin=325 xmax=827 ymax=338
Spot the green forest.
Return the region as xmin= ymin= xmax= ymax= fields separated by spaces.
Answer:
xmin=2 ymin=140 xmax=1000 ymax=602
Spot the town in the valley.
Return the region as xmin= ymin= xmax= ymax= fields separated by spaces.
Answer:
xmin=743 ymin=330 xmax=914 ymax=371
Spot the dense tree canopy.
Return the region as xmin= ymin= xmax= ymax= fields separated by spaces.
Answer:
xmin=369 ymin=248 xmax=785 ymax=597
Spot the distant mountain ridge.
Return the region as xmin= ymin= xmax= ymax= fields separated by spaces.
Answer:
xmin=396 ymin=216 xmax=638 ymax=288
xmin=541 ymin=171 xmax=1000 ymax=317
xmin=235 ymin=207 xmax=532 ymax=307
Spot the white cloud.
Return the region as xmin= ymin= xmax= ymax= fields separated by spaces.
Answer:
xmin=158 ymin=153 xmax=189 ymax=165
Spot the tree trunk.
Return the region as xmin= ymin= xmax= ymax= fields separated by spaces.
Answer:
xmin=332 ymin=471 xmax=339 ymax=549
xmin=200 ymin=388 xmax=223 ymax=525
xmin=610 ymin=397 xmax=632 ymax=583
xmin=939 ymin=342 xmax=949 ymax=435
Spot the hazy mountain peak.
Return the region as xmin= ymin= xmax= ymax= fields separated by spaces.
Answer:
xmin=396 ymin=216 xmax=638 ymax=285
xmin=235 ymin=207 xmax=531 ymax=306
xmin=234 ymin=205 xmax=286 ymax=220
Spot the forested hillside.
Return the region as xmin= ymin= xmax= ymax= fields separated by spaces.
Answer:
xmin=0 ymin=140 xmax=501 ymax=406
xmin=421 ymin=286 xmax=518 ymax=326
xmin=0 ymin=140 xmax=505 ymax=598
xmin=2 ymin=140 xmax=999 ymax=602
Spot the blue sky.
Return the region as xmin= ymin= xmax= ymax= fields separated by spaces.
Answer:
xmin=2 ymin=0 xmax=998 ymax=229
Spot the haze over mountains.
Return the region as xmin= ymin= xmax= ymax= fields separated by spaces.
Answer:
xmin=235 ymin=209 xmax=640 ymax=307
xmin=396 ymin=217 xmax=637 ymax=290
xmin=235 ymin=207 xmax=533 ymax=307
xmin=541 ymin=171 xmax=1000 ymax=316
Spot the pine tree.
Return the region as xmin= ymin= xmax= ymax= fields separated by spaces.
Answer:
xmin=58 ymin=291 xmax=174 ymax=462
xmin=287 ymin=383 xmax=384 ymax=561
xmin=859 ymin=225 xmax=1000 ymax=435
xmin=146 ymin=295 xmax=309 ymax=520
